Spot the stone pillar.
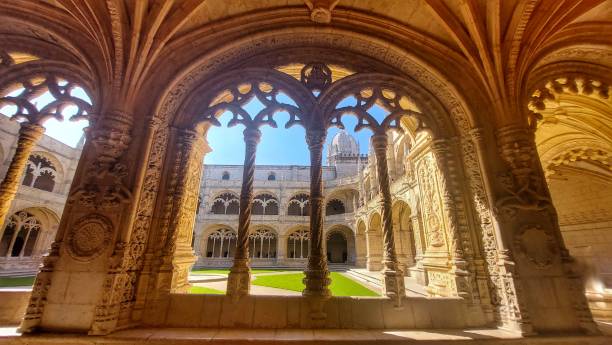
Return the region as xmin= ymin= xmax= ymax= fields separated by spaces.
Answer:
xmin=277 ymin=234 xmax=288 ymax=263
xmin=409 ymin=214 xmax=427 ymax=284
xmin=430 ymin=139 xmax=472 ymax=299
xmin=166 ymin=128 xmax=209 ymax=294
xmin=0 ymin=123 xmax=45 ymax=227
xmin=19 ymin=109 xmax=134 ymax=334
xmin=303 ymin=129 xmax=331 ymax=325
xmin=227 ymin=128 xmax=261 ymax=299
xmin=492 ymin=124 xmax=598 ymax=334
xmin=365 ymin=228 xmax=383 ymax=271
xmin=371 ymin=133 xmax=405 ymax=304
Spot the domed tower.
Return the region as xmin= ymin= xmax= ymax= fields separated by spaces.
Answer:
xmin=327 ymin=130 xmax=368 ymax=177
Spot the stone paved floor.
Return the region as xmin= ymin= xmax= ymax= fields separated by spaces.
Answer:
xmin=0 ymin=326 xmax=611 ymax=344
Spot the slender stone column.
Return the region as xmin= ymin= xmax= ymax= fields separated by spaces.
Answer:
xmin=409 ymin=214 xmax=427 ymax=285
xmin=0 ymin=123 xmax=45 ymax=228
xmin=371 ymin=133 xmax=405 ymax=304
xmin=227 ymin=128 xmax=261 ymax=299
xmin=303 ymin=129 xmax=331 ymax=298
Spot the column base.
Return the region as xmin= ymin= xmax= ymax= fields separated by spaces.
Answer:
xmin=382 ymin=261 xmax=406 ymax=305
xmin=303 ymin=256 xmax=331 ymax=298
xmin=226 ymin=259 xmax=251 ymax=300
xmin=171 ymin=247 xmax=197 ymax=293
xmin=409 ymin=265 xmax=428 ymax=285
xmin=366 ymin=256 xmax=383 ymax=271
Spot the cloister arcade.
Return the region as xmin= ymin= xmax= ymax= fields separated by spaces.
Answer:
xmin=0 ymin=2 xmax=610 ymax=343
xmin=0 ymin=207 xmax=59 ymax=272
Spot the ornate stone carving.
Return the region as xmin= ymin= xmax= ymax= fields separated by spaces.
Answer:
xmin=0 ymin=73 xmax=92 ymax=227
xmin=513 ymin=225 xmax=556 ymax=269
xmin=370 ymin=133 xmax=406 ymax=305
xmin=304 ymin=0 xmax=339 ymax=24
xmin=495 ymin=126 xmax=552 ymax=219
xmin=68 ymin=110 xmax=133 ymax=211
xmin=66 ymin=214 xmax=113 ymax=261
xmin=416 ymin=155 xmax=445 ymax=248
xmin=300 ymin=62 xmax=332 ymax=92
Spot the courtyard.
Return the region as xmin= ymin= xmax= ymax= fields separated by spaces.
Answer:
xmin=0 ymin=269 xmax=380 ymax=297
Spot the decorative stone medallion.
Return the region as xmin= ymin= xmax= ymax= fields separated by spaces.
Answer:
xmin=514 ymin=225 xmax=557 ymax=269
xmin=66 ymin=214 xmax=113 ymax=261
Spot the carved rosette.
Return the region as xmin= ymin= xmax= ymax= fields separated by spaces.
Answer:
xmin=513 ymin=225 xmax=557 ymax=269
xmin=304 ymin=0 xmax=339 ymax=24
xmin=66 ymin=214 xmax=113 ymax=261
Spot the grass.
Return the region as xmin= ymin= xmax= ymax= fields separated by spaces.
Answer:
xmin=252 ymin=272 xmax=379 ymax=297
xmin=191 ymin=268 xmax=284 ymax=275
xmin=189 ymin=286 xmax=225 ymax=294
xmin=0 ymin=276 xmax=35 ymax=287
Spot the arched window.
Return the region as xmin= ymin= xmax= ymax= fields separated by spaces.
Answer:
xmin=326 ymin=199 xmax=346 ymax=215
xmin=252 ymin=193 xmax=279 ymax=215
xmin=248 ymin=229 xmax=277 ymax=259
xmin=287 ymin=193 xmax=310 ymax=216
xmin=210 ymin=192 xmax=239 ymax=214
xmin=0 ymin=211 xmax=41 ymax=257
xmin=22 ymin=154 xmax=57 ymax=192
xmin=205 ymin=228 xmax=237 ymax=258
xmin=267 ymin=172 xmax=276 ymax=181
xmin=287 ymin=229 xmax=310 ymax=259
xmin=221 ymin=171 xmax=230 ymax=180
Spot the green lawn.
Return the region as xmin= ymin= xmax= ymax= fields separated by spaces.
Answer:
xmin=191 ymin=268 xmax=284 ymax=275
xmin=0 ymin=276 xmax=35 ymax=287
xmin=252 ymin=272 xmax=379 ymax=297
xmin=189 ymin=286 xmax=225 ymax=294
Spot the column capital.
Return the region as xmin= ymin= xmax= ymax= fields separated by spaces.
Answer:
xmin=306 ymin=128 xmax=326 ymax=149
xmin=243 ymin=127 xmax=262 ymax=145
xmin=90 ymin=109 xmax=133 ymax=165
xmin=18 ymin=123 xmax=46 ymax=141
xmin=370 ymin=132 xmax=388 ymax=150
xmin=430 ymin=137 xmax=457 ymax=155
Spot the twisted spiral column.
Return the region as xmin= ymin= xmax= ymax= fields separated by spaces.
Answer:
xmin=303 ymin=129 xmax=331 ymax=300
xmin=0 ymin=123 xmax=45 ymax=228
xmin=371 ymin=133 xmax=405 ymax=304
xmin=227 ymin=127 xmax=261 ymax=299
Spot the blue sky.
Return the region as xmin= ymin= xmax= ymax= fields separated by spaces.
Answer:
xmin=204 ymin=95 xmax=386 ymax=166
xmin=1 ymin=87 xmax=389 ymax=165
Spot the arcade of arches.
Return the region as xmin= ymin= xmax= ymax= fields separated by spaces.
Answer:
xmin=0 ymin=1 xmax=611 ymax=343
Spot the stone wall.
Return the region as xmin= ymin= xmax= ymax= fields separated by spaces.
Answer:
xmin=549 ymin=171 xmax=612 ymax=287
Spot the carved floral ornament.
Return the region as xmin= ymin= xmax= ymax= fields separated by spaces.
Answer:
xmin=65 ymin=214 xmax=113 ymax=262
xmin=546 ymin=148 xmax=611 ymax=177
xmin=513 ymin=224 xmax=557 ymax=269
xmin=528 ymin=76 xmax=610 ymax=129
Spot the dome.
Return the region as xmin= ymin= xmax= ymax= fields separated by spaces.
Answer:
xmin=329 ymin=130 xmax=359 ymax=156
